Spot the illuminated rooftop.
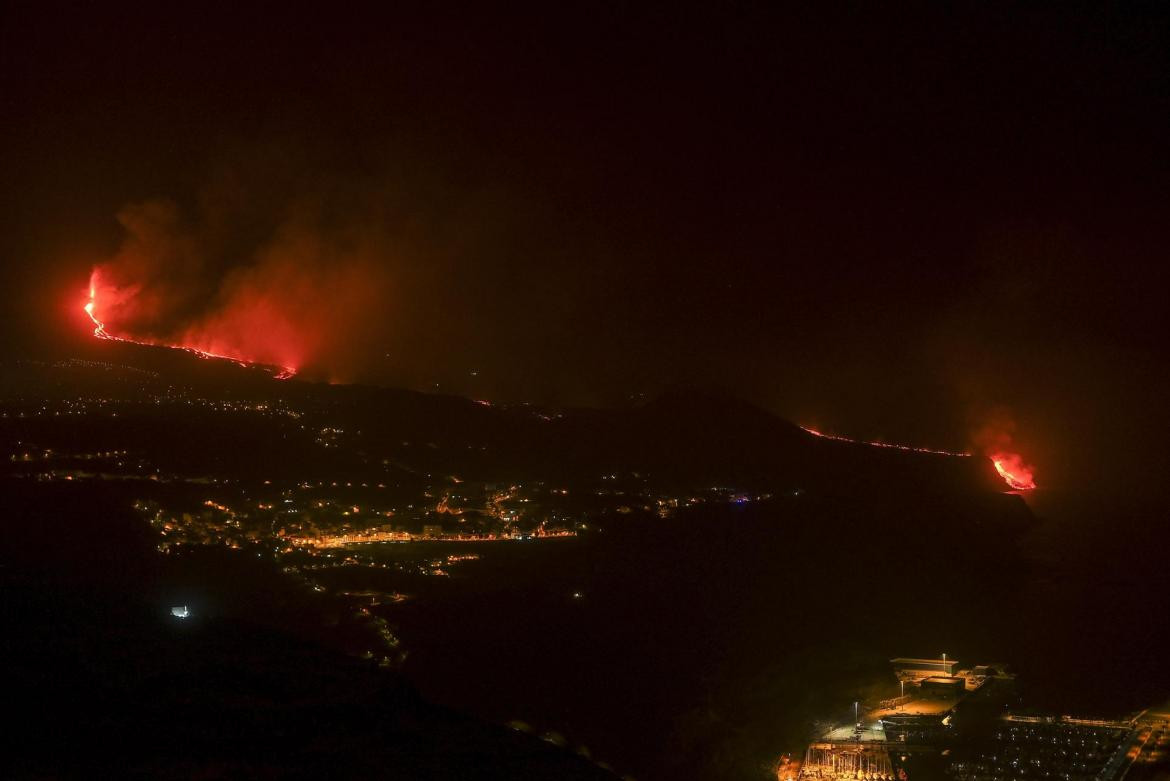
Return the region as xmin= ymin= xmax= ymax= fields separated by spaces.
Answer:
xmin=890 ymin=657 xmax=957 ymax=673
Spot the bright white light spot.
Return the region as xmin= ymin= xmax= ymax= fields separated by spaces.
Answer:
xmin=171 ymin=605 xmax=190 ymax=619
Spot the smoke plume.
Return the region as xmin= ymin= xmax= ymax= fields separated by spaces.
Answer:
xmin=88 ymin=197 xmax=390 ymax=380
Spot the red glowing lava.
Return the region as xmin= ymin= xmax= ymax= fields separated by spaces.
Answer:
xmin=83 ymin=269 xmax=297 ymax=379
xmin=801 ymin=424 xmax=1037 ymax=491
xmin=990 ymin=453 xmax=1036 ymax=491
xmin=799 ymin=426 xmax=972 ymax=457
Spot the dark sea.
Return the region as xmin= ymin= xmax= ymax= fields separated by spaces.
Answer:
xmin=340 ymin=490 xmax=1170 ymax=780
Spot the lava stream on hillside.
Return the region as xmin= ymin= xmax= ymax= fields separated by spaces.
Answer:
xmin=83 ymin=270 xmax=297 ymax=380
xmin=801 ymin=425 xmax=1036 ymax=491
xmin=799 ymin=425 xmax=972 ymax=457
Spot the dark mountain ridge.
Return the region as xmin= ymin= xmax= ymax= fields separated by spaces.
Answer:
xmin=2 ymin=339 xmax=1005 ymax=497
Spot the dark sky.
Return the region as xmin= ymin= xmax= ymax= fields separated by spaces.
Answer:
xmin=2 ymin=3 xmax=1169 ymax=501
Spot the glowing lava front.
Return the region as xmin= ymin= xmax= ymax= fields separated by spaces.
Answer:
xmin=83 ymin=269 xmax=297 ymax=380
xmin=990 ymin=453 xmax=1036 ymax=491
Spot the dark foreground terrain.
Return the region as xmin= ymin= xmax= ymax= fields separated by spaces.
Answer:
xmin=2 ymin=351 xmax=1168 ymax=780
xmin=0 ymin=483 xmax=615 ymax=780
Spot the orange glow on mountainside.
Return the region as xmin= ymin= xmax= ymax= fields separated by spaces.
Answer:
xmin=83 ymin=268 xmax=297 ymax=379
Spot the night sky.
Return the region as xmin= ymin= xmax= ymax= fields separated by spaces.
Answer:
xmin=2 ymin=4 xmax=1168 ymax=503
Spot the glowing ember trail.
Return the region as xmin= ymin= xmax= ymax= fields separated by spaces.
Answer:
xmin=799 ymin=426 xmax=972 ymax=457
xmin=83 ymin=269 xmax=297 ymax=380
xmin=990 ymin=453 xmax=1036 ymax=491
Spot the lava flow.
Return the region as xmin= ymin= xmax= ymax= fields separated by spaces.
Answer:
xmin=83 ymin=270 xmax=297 ymax=380
xmin=990 ymin=453 xmax=1036 ymax=491
xmin=799 ymin=426 xmax=972 ymax=457
xmin=801 ymin=425 xmax=1037 ymax=491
